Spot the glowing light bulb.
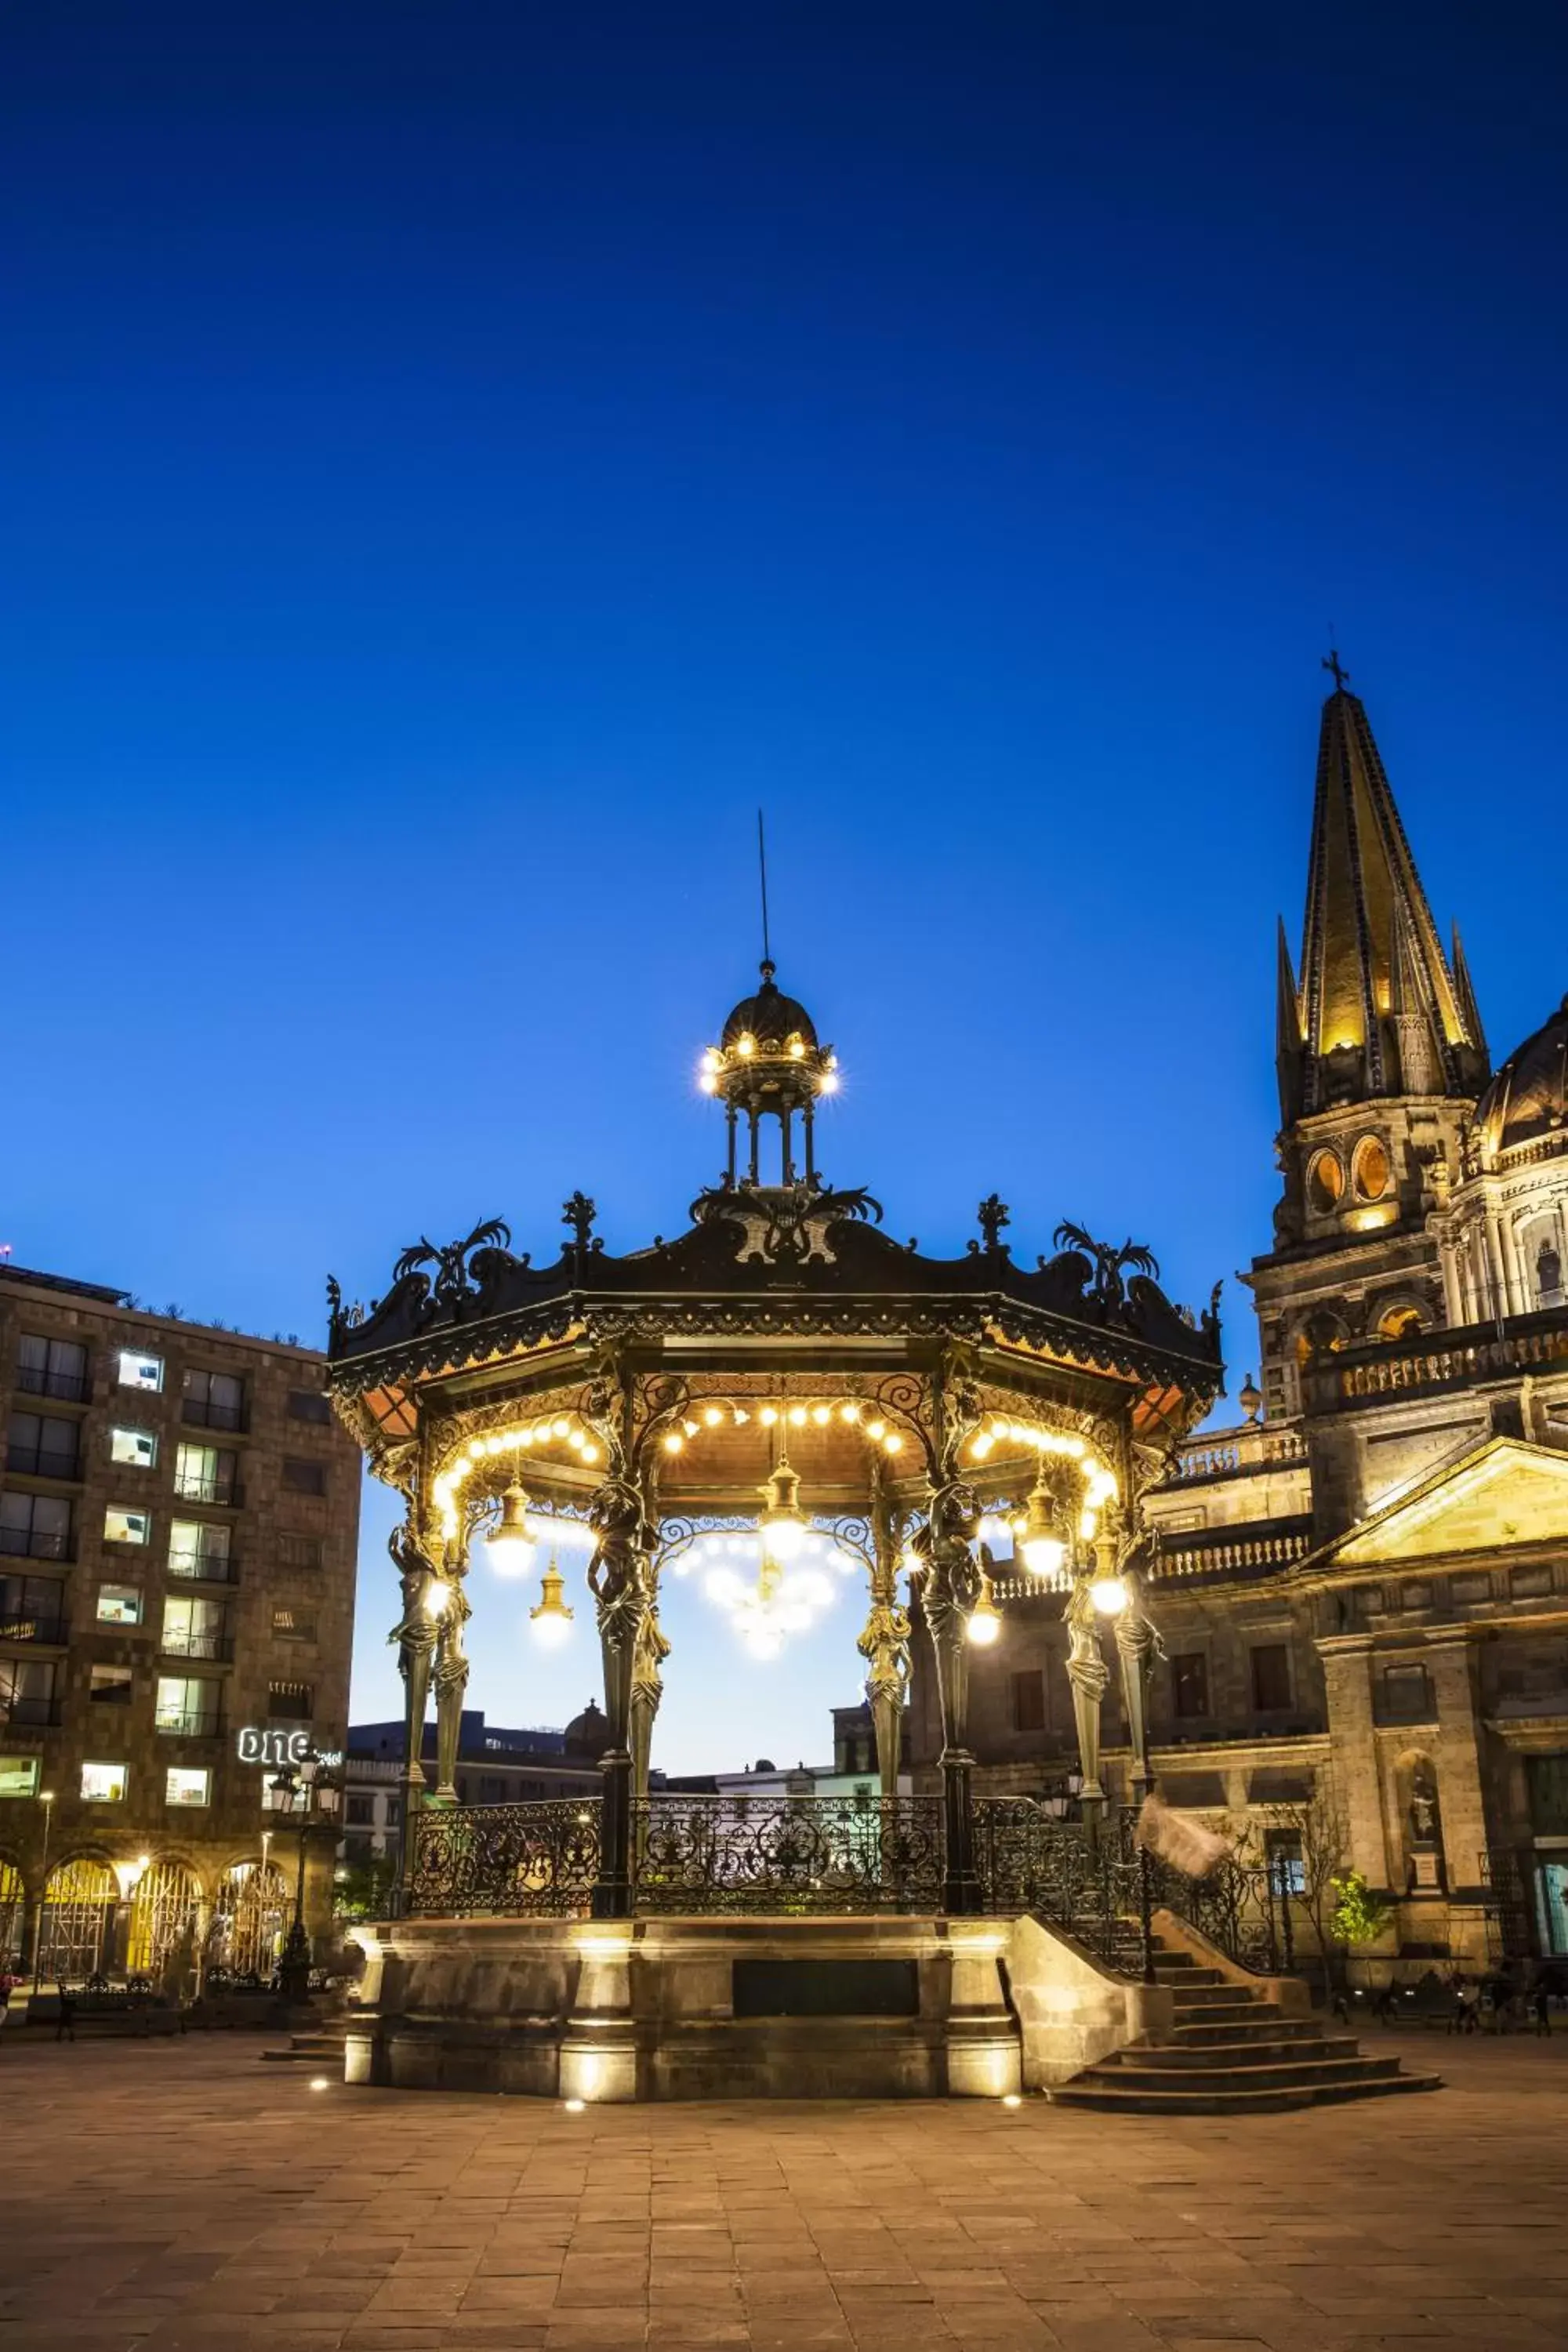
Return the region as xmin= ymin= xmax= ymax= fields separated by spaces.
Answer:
xmin=530 ymin=1558 xmax=575 ymax=1646
xmin=966 ymin=1579 xmax=1002 ymax=1646
xmin=702 ymin=1406 xmax=723 ymax=1427
xmin=760 ymin=1406 xmax=779 ymax=1426
xmin=788 ymin=1406 xmax=807 ymax=1427
xmin=818 ymin=1071 xmax=839 ymax=1094
xmin=485 ymin=1485 xmax=536 ymax=1577
xmin=811 ymin=1404 xmax=830 ymax=1426
xmin=425 ymin=1579 xmax=452 ymax=1617
xmin=737 ymin=1033 xmax=756 ymax=1058
xmin=662 ymin=1432 xmax=684 ymax=1454
xmin=1090 ymin=1576 xmax=1128 ymax=1617
xmin=699 ymin=1072 xmax=718 ymax=1094
xmin=700 ymin=1048 xmax=720 ymax=1073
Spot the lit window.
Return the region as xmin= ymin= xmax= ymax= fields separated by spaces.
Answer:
xmin=1377 ymin=1305 xmax=1424 ymax=1342
xmin=268 ymin=1679 xmax=313 ymax=1721
xmin=0 ymin=1755 xmax=40 ymax=1798
xmin=169 ymin=1519 xmax=230 ymax=1577
xmin=82 ymin=1761 xmax=128 ymax=1802
xmin=271 ymin=1606 xmax=318 ymax=1642
xmin=104 ymin=1506 xmax=151 ymax=1547
xmin=96 ymin=1584 xmax=143 ymax=1626
xmin=1352 ymin=1135 xmax=1391 ymax=1200
xmin=174 ymin=1443 xmax=238 ymax=1505
xmin=1307 ymin=1150 xmax=1345 ymax=1214
xmin=165 ymin=1767 xmax=211 ymax=1807
xmin=89 ymin=1665 xmax=133 ymax=1704
xmin=156 ymin=1675 xmax=220 ymax=1735
xmin=110 ymin=1426 xmax=158 ymax=1469
xmin=118 ymin=1351 xmax=164 ymax=1392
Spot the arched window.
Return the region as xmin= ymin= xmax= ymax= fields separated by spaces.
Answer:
xmin=1307 ymin=1150 xmax=1345 ymax=1214
xmin=1352 ymin=1134 xmax=1392 ymax=1200
xmin=0 ymin=1860 xmax=22 ymax=1969
xmin=1538 ymin=1240 xmax=1564 ymax=1306
xmin=38 ymin=1858 xmax=117 ymax=1982
xmin=126 ymin=1858 xmax=201 ymax=1979
xmin=207 ymin=1860 xmax=287 ymax=1981
xmin=1294 ymin=1311 xmax=1348 ymax=1365
xmin=1377 ymin=1304 xmax=1425 ymax=1343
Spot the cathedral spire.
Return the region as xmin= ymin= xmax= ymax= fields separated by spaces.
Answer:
xmin=1275 ymin=916 xmax=1303 ymax=1123
xmin=1290 ymin=668 xmax=1486 ymax=1116
xmin=1451 ymin=923 xmax=1489 ymax=1069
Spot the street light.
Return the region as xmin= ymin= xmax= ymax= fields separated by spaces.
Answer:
xmin=31 ymin=1786 xmax=54 ymax=1993
xmin=270 ymin=1757 xmax=339 ymax=2006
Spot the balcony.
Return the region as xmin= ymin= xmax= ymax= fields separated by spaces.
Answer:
xmin=0 ymin=1614 xmax=68 ymax=1646
xmin=0 ymin=1525 xmax=72 ymax=1563
xmin=166 ymin=1552 xmax=238 ymax=1584
xmin=13 ymin=1365 xmax=92 ymax=1404
xmin=5 ymin=1444 xmax=82 ymax=1482
xmin=180 ymin=1396 xmax=249 ymax=1435
xmin=1305 ymin=1301 xmax=1568 ymax=1414
xmin=1163 ymin=1425 xmax=1308 ymax=1486
xmin=1148 ymin=1515 xmax=1316 ymax=1583
xmin=172 ymin=1473 xmax=242 ymax=1508
xmin=159 ymin=1629 xmax=234 ymax=1663
xmin=0 ymin=1694 xmax=59 ymax=1728
xmin=155 ymin=1708 xmax=225 ymax=1738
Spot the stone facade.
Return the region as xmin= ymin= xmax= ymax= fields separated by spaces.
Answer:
xmin=911 ymin=677 xmax=1568 ymax=1979
xmin=0 ymin=1261 xmax=361 ymax=1982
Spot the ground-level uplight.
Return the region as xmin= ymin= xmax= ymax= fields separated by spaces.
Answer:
xmin=563 ymin=2097 xmax=586 ymax=2114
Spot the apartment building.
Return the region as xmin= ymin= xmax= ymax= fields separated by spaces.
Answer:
xmin=0 ymin=1261 xmax=360 ymax=1983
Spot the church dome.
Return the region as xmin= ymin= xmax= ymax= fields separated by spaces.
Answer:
xmin=1477 ymin=993 xmax=1568 ymax=1154
xmin=720 ymin=962 xmax=819 ymax=1052
xmin=563 ymin=1699 xmax=608 ymax=1759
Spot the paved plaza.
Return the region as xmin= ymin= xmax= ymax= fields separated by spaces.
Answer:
xmin=0 ymin=2034 xmax=1565 ymax=2352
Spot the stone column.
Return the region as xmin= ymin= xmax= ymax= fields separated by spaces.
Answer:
xmin=1424 ymin=1632 xmax=1490 ymax=1895
xmin=915 ymin=1478 xmax=983 ymax=1916
xmin=1437 ymin=1234 xmax=1464 ymax=1330
xmin=1316 ymin=1636 xmax=1391 ymax=1888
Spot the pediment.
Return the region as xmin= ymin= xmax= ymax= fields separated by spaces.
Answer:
xmin=1335 ymin=1438 xmax=1568 ymax=1566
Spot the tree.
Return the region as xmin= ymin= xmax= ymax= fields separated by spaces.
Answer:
xmin=333 ymin=1857 xmax=397 ymax=1922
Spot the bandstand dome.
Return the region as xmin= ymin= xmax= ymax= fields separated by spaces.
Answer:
xmin=1477 ymin=993 xmax=1568 ymax=1155
xmin=720 ymin=960 xmax=818 ymax=1051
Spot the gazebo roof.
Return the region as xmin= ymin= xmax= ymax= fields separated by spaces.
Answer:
xmin=326 ymin=1181 xmax=1223 ymax=1419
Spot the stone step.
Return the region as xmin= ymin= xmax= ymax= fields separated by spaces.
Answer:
xmin=1172 ymin=2016 xmax=1326 ymax=2046
xmin=1087 ymin=2053 xmax=1406 ymax=2096
xmin=1048 ymin=2069 xmax=1442 ymax=2114
xmin=1113 ymin=2034 xmax=1360 ymax=2069
xmin=1167 ymin=1983 xmax=1263 ymax=2009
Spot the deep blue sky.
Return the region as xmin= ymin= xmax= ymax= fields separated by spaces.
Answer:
xmin=6 ymin=5 xmax=1566 ymax=1771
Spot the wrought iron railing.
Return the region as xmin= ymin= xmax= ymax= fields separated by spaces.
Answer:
xmin=411 ymin=1798 xmax=603 ymax=1915
xmin=404 ymin=1791 xmax=1305 ymax=1974
xmin=633 ymin=1793 xmax=943 ymax=1915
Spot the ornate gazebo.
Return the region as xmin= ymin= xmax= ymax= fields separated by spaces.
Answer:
xmin=327 ymin=960 xmax=1223 ymax=2098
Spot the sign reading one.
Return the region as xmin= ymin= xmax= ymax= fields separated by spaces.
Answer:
xmin=236 ymin=1726 xmax=343 ymax=1769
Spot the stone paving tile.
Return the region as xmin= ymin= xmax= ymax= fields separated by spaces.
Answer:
xmin=2 ymin=2033 xmax=1566 ymax=2351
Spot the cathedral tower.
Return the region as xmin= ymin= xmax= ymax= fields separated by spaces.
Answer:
xmin=1250 ymin=659 xmax=1490 ymax=1418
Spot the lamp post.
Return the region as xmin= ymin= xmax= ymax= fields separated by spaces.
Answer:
xmin=31 ymin=1786 xmax=54 ymax=1992
xmin=270 ymin=1758 xmax=338 ymax=2005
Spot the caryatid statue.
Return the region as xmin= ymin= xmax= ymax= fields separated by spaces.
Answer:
xmin=1064 ymin=1569 xmax=1112 ymax=1808
xmin=586 ymin=1470 xmax=655 ymax=1913
xmin=388 ymin=1519 xmax=441 ymax=1791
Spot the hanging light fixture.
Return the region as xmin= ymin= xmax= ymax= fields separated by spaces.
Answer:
xmin=966 ymin=1570 xmax=1002 ymax=1647
xmin=529 ymin=1555 xmax=575 ymax=1646
xmin=757 ymin=1448 xmax=808 ymax=1568
xmin=485 ymin=1484 xmax=536 ymax=1576
xmin=1017 ymin=1469 xmax=1067 ymax=1582
xmin=1089 ymin=1573 xmax=1128 ymax=1617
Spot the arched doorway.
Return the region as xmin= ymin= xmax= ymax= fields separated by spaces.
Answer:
xmin=208 ymin=1860 xmax=287 ymax=1980
xmin=0 ymin=1860 xmax=23 ymax=1969
xmin=38 ymin=1859 xmax=117 ymax=1981
xmin=126 ymin=1858 xmax=201 ymax=1979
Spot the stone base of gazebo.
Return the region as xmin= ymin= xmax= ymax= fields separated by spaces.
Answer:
xmin=343 ymin=1909 xmax=1177 ymax=2100
xmin=343 ymin=1913 xmax=1032 ymax=2101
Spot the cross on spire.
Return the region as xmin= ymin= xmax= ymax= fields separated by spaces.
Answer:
xmin=1322 ymin=645 xmax=1351 ymax=692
